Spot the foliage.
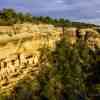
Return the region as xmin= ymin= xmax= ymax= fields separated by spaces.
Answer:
xmin=37 ymin=38 xmax=98 ymax=100
xmin=0 ymin=8 xmax=99 ymax=28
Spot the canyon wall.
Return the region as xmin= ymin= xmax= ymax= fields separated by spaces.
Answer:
xmin=0 ymin=23 xmax=99 ymax=94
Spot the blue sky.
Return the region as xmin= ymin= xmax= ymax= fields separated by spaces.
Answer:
xmin=0 ymin=0 xmax=100 ymax=24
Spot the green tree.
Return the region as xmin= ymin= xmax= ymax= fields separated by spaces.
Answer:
xmin=0 ymin=8 xmax=16 ymax=25
xmin=37 ymin=37 xmax=97 ymax=100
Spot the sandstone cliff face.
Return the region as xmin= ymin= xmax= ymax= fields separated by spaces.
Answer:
xmin=0 ymin=23 xmax=100 ymax=58
xmin=0 ymin=23 xmax=99 ymax=58
xmin=0 ymin=23 xmax=99 ymax=94
xmin=0 ymin=23 xmax=62 ymax=58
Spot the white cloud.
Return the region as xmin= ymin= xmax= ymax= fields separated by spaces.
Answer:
xmin=55 ymin=0 xmax=64 ymax=4
xmin=76 ymin=18 xmax=100 ymax=25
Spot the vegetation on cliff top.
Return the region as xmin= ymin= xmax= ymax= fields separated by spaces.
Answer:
xmin=0 ymin=8 xmax=99 ymax=28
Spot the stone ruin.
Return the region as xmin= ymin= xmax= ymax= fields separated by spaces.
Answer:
xmin=65 ymin=28 xmax=100 ymax=48
xmin=0 ymin=52 xmax=40 ymax=94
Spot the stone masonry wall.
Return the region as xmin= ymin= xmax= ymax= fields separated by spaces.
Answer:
xmin=0 ymin=52 xmax=40 ymax=94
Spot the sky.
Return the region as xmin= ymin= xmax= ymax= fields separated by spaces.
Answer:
xmin=0 ymin=0 xmax=100 ymax=24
